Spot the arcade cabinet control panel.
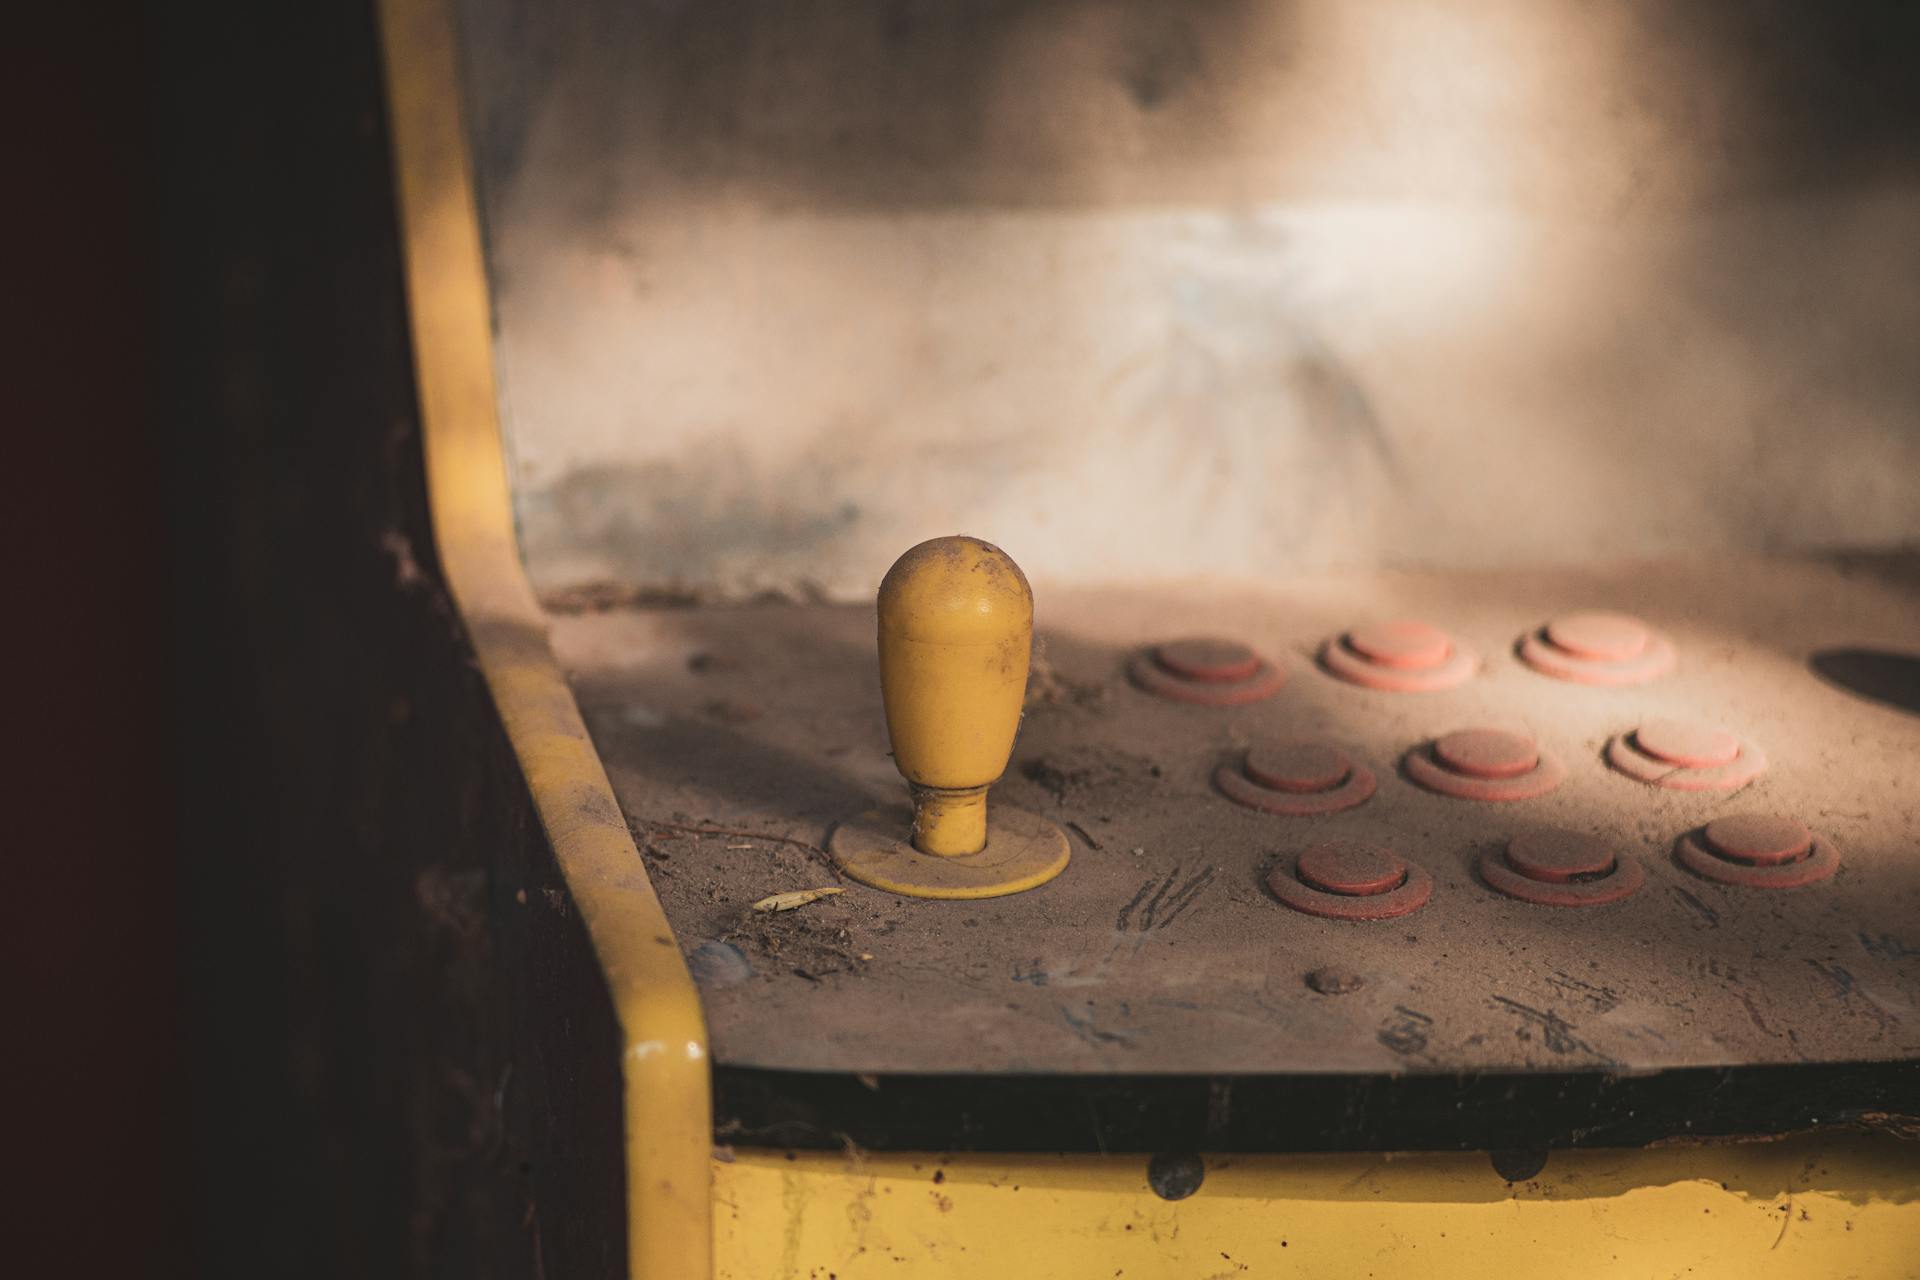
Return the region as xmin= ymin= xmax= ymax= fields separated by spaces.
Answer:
xmin=549 ymin=544 xmax=1920 ymax=1153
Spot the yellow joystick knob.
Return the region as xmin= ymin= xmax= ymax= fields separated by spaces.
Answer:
xmin=879 ymin=536 xmax=1033 ymax=855
xmin=828 ymin=536 xmax=1071 ymax=900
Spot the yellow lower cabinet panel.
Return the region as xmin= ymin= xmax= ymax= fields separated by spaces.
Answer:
xmin=715 ymin=1138 xmax=1920 ymax=1279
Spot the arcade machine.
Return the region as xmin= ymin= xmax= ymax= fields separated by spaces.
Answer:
xmin=378 ymin=0 xmax=1920 ymax=1273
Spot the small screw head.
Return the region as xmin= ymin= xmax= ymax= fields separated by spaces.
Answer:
xmin=687 ymin=940 xmax=753 ymax=989
xmin=1306 ymin=965 xmax=1365 ymax=995
xmin=1491 ymin=1149 xmax=1549 ymax=1183
xmin=1146 ymin=1152 xmax=1205 ymax=1201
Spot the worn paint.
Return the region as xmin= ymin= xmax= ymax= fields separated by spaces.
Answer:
xmin=376 ymin=1 xmax=712 ymax=1274
xmin=715 ymin=1140 xmax=1920 ymax=1278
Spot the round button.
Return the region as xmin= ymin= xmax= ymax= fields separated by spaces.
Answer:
xmin=1634 ymin=719 xmax=1740 ymax=769
xmin=1704 ymin=815 xmax=1813 ymax=866
xmin=1246 ymin=742 xmax=1351 ymax=794
xmin=1546 ymin=612 xmax=1649 ymax=662
xmin=1505 ymin=830 xmax=1615 ymax=884
xmin=1297 ymin=842 xmax=1406 ymax=896
xmin=1345 ymin=620 xmax=1451 ymax=671
xmin=1434 ymin=729 xmax=1540 ymax=780
xmin=1155 ymin=637 xmax=1260 ymax=683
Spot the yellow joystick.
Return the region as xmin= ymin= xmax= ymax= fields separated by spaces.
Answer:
xmin=828 ymin=536 xmax=1071 ymax=899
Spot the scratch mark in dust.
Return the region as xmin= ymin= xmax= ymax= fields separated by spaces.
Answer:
xmin=1545 ymin=970 xmax=1620 ymax=1012
xmin=1738 ymin=992 xmax=1777 ymax=1038
xmin=1156 ymin=866 xmax=1216 ymax=929
xmin=1806 ymin=959 xmax=1854 ymax=1000
xmin=1858 ymin=931 xmax=1920 ymax=961
xmin=1489 ymin=997 xmax=1617 ymax=1064
xmin=1671 ymin=886 xmax=1720 ymax=928
xmin=1377 ymin=1006 xmax=1433 ymax=1057
xmin=1807 ymin=959 xmax=1901 ymax=1034
xmin=1060 ymin=1003 xmax=1139 ymax=1049
xmin=1140 ymin=867 xmax=1178 ymax=927
xmin=1115 ymin=877 xmax=1156 ymax=932
xmin=1116 ymin=864 xmax=1216 ymax=933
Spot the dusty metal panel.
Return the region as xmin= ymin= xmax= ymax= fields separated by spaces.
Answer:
xmin=551 ymin=556 xmax=1920 ymax=1081
xmin=454 ymin=0 xmax=1920 ymax=595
